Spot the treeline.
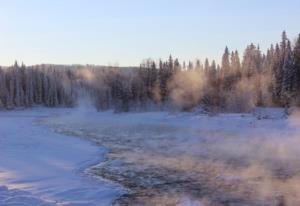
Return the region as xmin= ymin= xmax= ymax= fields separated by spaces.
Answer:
xmin=91 ymin=31 xmax=300 ymax=112
xmin=0 ymin=63 xmax=76 ymax=109
xmin=1 ymin=31 xmax=300 ymax=112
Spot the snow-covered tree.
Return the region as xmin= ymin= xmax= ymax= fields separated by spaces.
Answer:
xmin=221 ymin=46 xmax=230 ymax=76
xmin=281 ymin=40 xmax=295 ymax=105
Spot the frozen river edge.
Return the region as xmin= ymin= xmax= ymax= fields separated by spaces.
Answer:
xmin=0 ymin=108 xmax=124 ymax=206
xmin=44 ymin=107 xmax=300 ymax=206
xmin=1 ymin=107 xmax=300 ymax=206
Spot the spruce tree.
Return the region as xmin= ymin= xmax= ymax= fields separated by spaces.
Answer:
xmin=272 ymin=44 xmax=283 ymax=105
xmin=0 ymin=67 xmax=7 ymax=108
xmin=204 ymin=58 xmax=210 ymax=75
xmin=293 ymin=34 xmax=300 ymax=103
xmin=221 ymin=46 xmax=230 ymax=76
xmin=281 ymin=40 xmax=294 ymax=105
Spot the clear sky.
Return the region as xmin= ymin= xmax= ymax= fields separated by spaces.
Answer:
xmin=0 ymin=0 xmax=299 ymax=66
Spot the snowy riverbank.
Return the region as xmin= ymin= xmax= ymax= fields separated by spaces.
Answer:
xmin=1 ymin=107 xmax=300 ymax=205
xmin=0 ymin=108 xmax=123 ymax=206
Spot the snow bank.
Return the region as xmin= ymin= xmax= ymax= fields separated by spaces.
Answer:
xmin=0 ymin=108 xmax=123 ymax=205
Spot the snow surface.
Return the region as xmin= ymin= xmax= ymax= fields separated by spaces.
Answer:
xmin=1 ymin=106 xmax=300 ymax=205
xmin=0 ymin=108 xmax=123 ymax=206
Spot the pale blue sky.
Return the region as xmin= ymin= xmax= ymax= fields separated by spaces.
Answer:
xmin=0 ymin=0 xmax=299 ymax=66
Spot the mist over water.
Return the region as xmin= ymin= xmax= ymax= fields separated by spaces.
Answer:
xmin=44 ymin=102 xmax=300 ymax=205
xmin=0 ymin=1 xmax=300 ymax=205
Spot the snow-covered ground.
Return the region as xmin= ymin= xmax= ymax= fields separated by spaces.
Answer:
xmin=0 ymin=108 xmax=123 ymax=206
xmin=2 ymin=106 xmax=300 ymax=205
